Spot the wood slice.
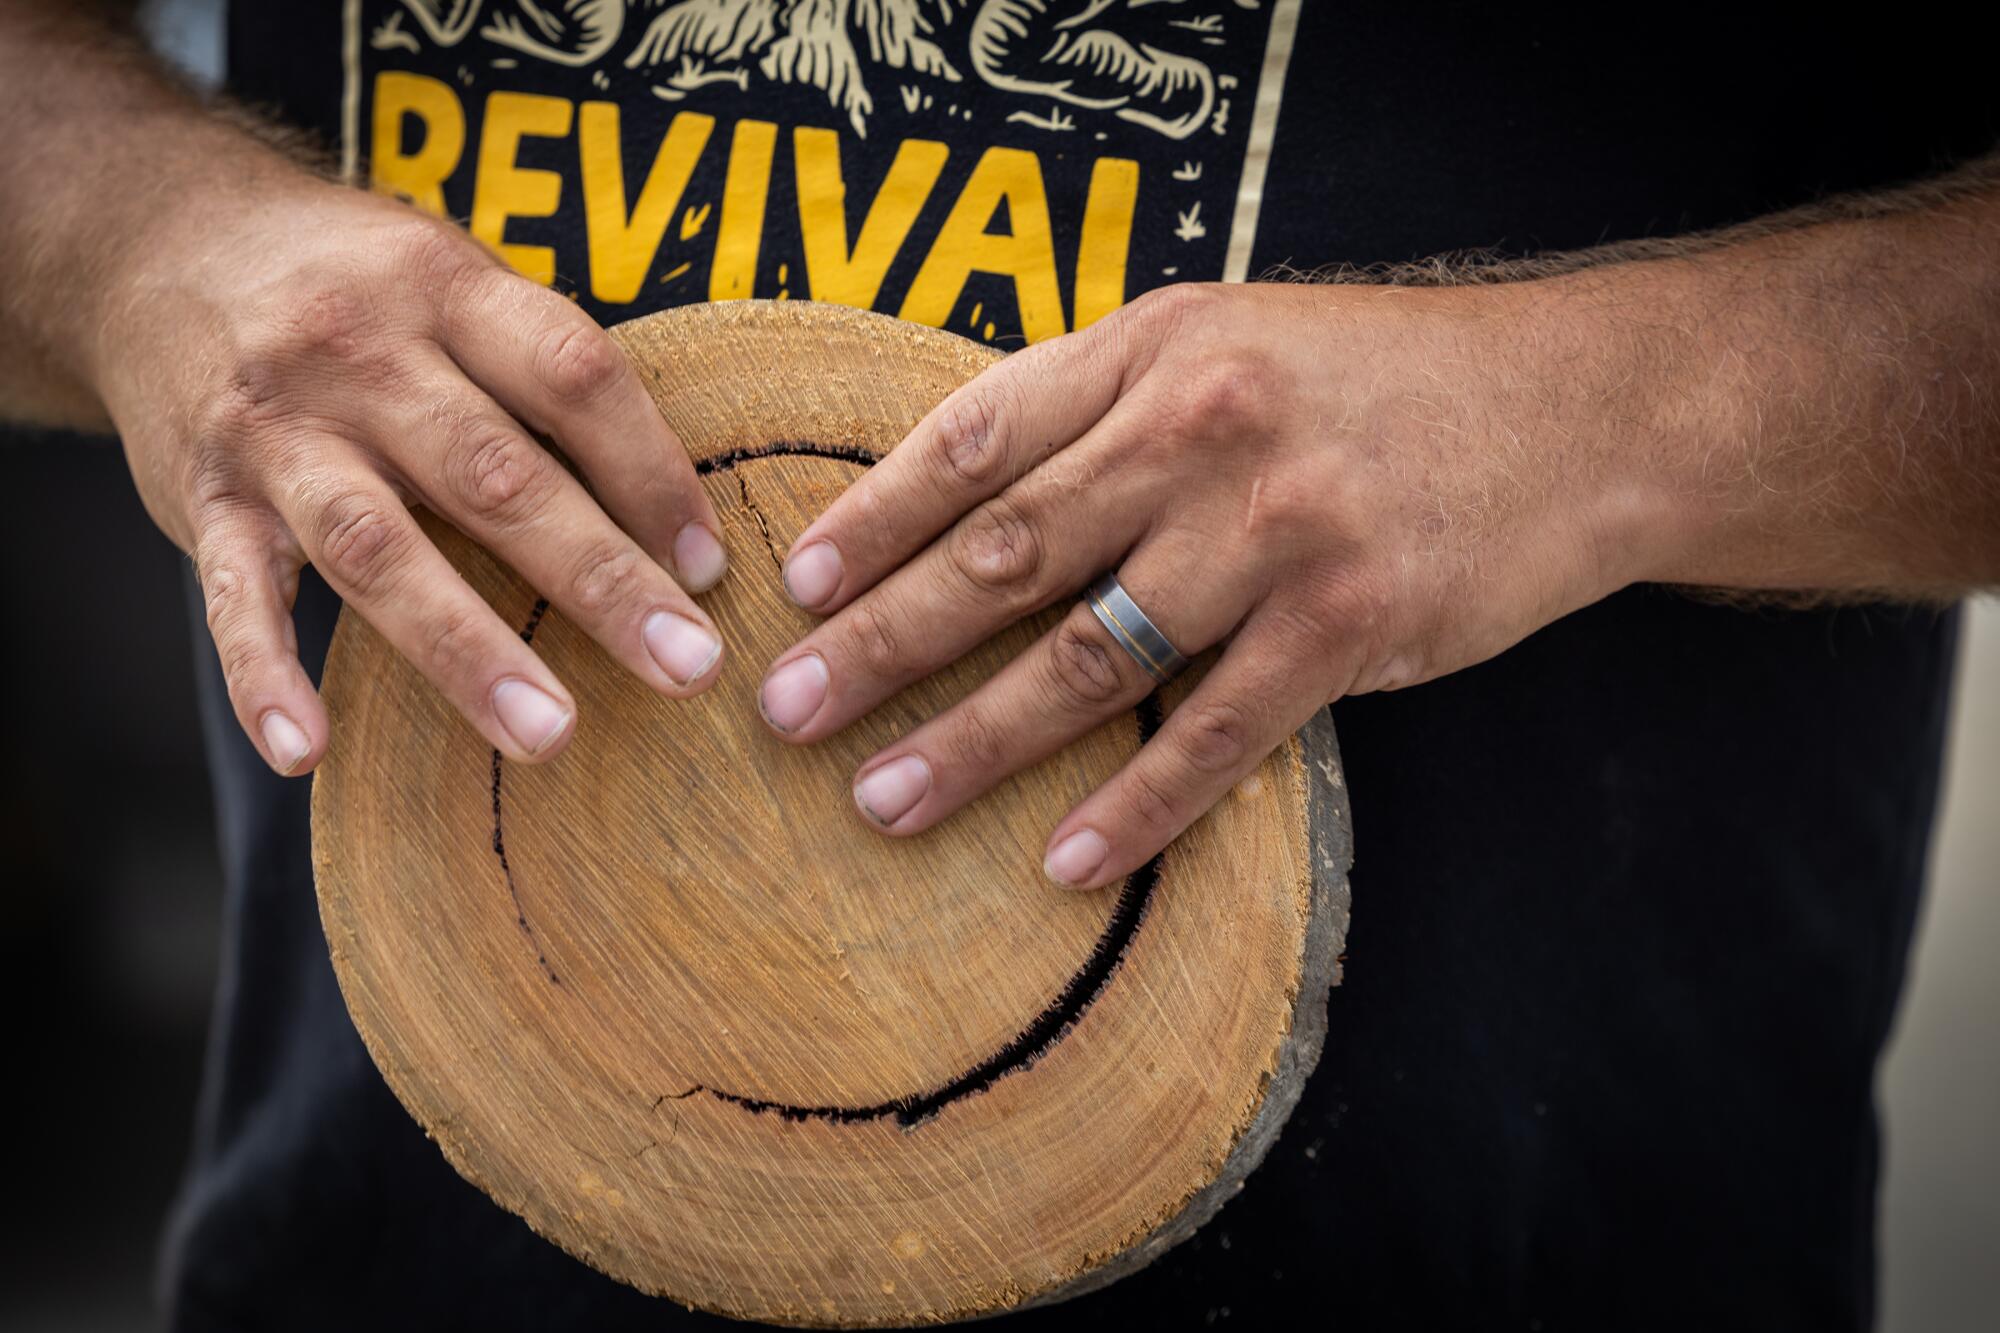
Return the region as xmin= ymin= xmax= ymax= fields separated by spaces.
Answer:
xmin=311 ymin=301 xmax=1353 ymax=1326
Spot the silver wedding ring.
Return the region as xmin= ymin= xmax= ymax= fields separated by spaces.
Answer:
xmin=1086 ymin=572 xmax=1190 ymax=684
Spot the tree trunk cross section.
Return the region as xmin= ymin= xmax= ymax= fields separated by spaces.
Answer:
xmin=311 ymin=301 xmax=1353 ymax=1326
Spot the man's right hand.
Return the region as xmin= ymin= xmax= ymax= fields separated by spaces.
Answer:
xmin=85 ymin=180 xmax=730 ymax=775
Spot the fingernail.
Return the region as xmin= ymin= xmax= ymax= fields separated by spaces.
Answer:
xmin=260 ymin=711 xmax=310 ymax=775
xmin=1044 ymin=829 xmax=1110 ymax=888
xmin=759 ymin=653 xmax=828 ymax=733
xmin=853 ymin=754 xmax=932 ymax=827
xmin=674 ymin=522 xmax=728 ymax=593
xmin=783 ymin=541 xmax=843 ymax=609
xmin=492 ymin=679 xmax=573 ymax=756
xmin=644 ymin=610 xmax=723 ymax=686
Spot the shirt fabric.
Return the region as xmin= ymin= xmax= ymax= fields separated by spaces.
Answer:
xmin=163 ymin=3 xmax=1994 ymax=1328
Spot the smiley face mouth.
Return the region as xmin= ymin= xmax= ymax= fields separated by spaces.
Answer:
xmin=488 ymin=441 xmax=1166 ymax=1129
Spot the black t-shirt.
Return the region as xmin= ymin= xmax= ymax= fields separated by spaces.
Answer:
xmin=163 ymin=3 xmax=1993 ymax=1328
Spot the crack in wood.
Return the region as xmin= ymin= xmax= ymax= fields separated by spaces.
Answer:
xmin=732 ymin=469 xmax=787 ymax=575
xmin=493 ymin=599 xmax=560 ymax=987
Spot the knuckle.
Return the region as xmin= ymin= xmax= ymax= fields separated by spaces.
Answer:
xmin=845 ymin=473 xmax=893 ymax=537
xmin=1118 ymin=765 xmax=1183 ymax=833
xmin=1046 ymin=620 xmax=1130 ymax=710
xmin=1175 ymin=698 xmax=1255 ymax=776
xmin=422 ymin=605 xmax=488 ymax=682
xmin=312 ymin=489 xmax=407 ymax=597
xmin=197 ymin=560 xmax=276 ymax=683
xmin=1253 ymin=481 xmax=1321 ymax=540
xmin=930 ymin=387 xmax=1006 ymax=486
xmin=202 ymin=357 xmax=290 ymax=440
xmin=201 ymin=318 xmax=378 ymax=447
xmin=1125 ymin=282 xmax=1209 ymax=332
xmin=200 ymin=562 xmax=255 ymax=638
xmin=1319 ymin=567 xmax=1395 ymax=638
xmin=187 ymin=445 xmax=250 ymax=516
xmin=842 ymin=599 xmax=905 ymax=677
xmin=391 ymin=218 xmax=482 ymax=292
xmin=448 ymin=427 xmax=551 ymax=523
xmin=282 ymin=283 xmax=372 ymax=359
xmin=1263 ymin=598 xmax=1338 ymax=660
xmin=566 ymin=543 xmax=645 ymax=618
xmin=398 ymin=222 xmax=498 ymax=329
xmin=942 ymin=703 xmax=1009 ymax=775
xmin=1184 ymin=351 xmax=1277 ymax=431
xmin=535 ymin=320 xmax=628 ymax=406
xmin=948 ymin=497 xmax=1043 ymax=597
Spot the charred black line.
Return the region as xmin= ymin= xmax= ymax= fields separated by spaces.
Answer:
xmin=490 ymin=441 xmax=1164 ymax=1127
xmin=694 ymin=441 xmax=883 ymax=475
xmin=697 ymin=693 xmax=1163 ymax=1129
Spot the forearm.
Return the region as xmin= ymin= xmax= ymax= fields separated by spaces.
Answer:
xmin=0 ymin=0 xmax=320 ymax=430
xmin=1579 ymin=159 xmax=2000 ymax=597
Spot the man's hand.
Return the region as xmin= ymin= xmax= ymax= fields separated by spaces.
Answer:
xmin=757 ymin=174 xmax=2000 ymax=888
xmin=1 ymin=5 xmax=729 ymax=776
xmin=99 ymin=183 xmax=730 ymax=773
xmin=755 ymin=281 xmax=1655 ymax=887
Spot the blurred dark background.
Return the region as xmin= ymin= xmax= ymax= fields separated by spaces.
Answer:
xmin=1 ymin=429 xmax=221 ymax=1331
xmin=4 ymin=4 xmax=226 ymax=1321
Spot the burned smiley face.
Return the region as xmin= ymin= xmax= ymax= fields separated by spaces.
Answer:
xmin=489 ymin=441 xmax=1168 ymax=1126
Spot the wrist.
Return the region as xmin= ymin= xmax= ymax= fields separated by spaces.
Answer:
xmin=1455 ymin=270 xmax=1701 ymax=601
xmin=20 ymin=111 xmax=328 ymax=401
xmin=1524 ymin=259 xmax=1759 ymax=594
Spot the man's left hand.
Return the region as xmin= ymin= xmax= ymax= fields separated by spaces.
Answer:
xmin=753 ymin=281 xmax=1672 ymax=888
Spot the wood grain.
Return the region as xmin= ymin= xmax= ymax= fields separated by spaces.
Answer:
xmin=311 ymin=300 xmax=1353 ymax=1326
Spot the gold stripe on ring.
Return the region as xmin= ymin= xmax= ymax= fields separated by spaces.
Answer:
xmin=1090 ymin=586 xmax=1173 ymax=683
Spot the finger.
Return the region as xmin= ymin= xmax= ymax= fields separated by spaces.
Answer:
xmin=278 ymin=458 xmax=579 ymax=763
xmin=378 ymin=356 xmax=724 ymax=697
xmin=195 ymin=518 xmax=326 ymax=777
xmin=845 ymin=545 xmax=1260 ymax=836
xmin=442 ymin=269 xmax=728 ymax=593
xmin=757 ymin=444 xmax=1146 ymax=743
xmin=1041 ymin=617 xmax=1332 ymax=890
xmin=776 ymin=321 xmax=1135 ymax=613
